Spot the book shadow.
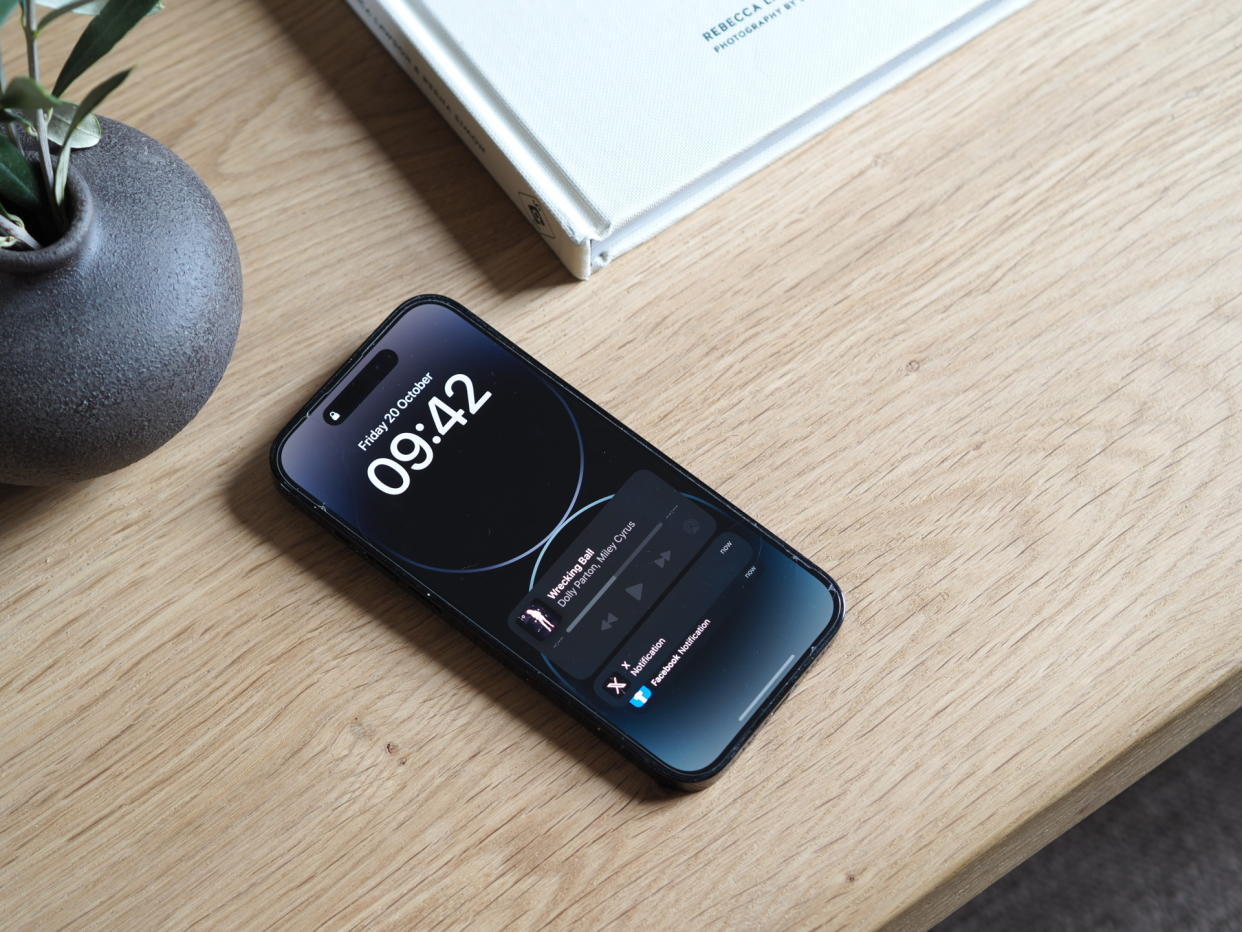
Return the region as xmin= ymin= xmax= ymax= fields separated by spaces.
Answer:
xmin=252 ymin=0 xmax=573 ymax=296
xmin=225 ymin=436 xmax=678 ymax=802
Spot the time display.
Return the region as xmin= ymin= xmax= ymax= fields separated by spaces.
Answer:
xmin=366 ymin=373 xmax=492 ymax=495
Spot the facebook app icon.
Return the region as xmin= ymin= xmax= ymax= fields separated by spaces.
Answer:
xmin=629 ymin=685 xmax=652 ymax=708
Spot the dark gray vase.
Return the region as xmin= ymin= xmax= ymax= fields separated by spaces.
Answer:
xmin=0 ymin=118 xmax=242 ymax=485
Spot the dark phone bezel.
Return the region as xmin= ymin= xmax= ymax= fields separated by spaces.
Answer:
xmin=270 ymin=295 xmax=844 ymax=789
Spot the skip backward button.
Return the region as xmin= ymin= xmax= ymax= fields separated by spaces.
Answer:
xmin=600 ymin=613 xmax=618 ymax=631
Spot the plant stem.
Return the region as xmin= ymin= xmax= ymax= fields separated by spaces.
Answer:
xmin=20 ymin=0 xmax=65 ymax=233
xmin=0 ymin=211 xmax=42 ymax=249
xmin=0 ymin=38 xmax=18 ymax=148
xmin=0 ymin=65 xmax=15 ymax=147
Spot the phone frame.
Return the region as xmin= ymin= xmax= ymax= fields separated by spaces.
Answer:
xmin=270 ymin=295 xmax=844 ymax=789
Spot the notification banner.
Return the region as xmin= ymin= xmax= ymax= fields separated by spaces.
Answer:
xmin=594 ymin=532 xmax=753 ymax=705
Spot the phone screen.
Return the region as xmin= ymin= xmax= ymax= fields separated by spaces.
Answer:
xmin=274 ymin=297 xmax=842 ymax=781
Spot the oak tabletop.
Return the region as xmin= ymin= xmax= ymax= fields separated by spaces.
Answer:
xmin=2 ymin=0 xmax=1239 ymax=928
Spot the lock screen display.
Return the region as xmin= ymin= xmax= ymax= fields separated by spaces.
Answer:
xmin=275 ymin=299 xmax=842 ymax=778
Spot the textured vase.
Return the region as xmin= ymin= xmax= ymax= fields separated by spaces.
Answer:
xmin=0 ymin=118 xmax=242 ymax=485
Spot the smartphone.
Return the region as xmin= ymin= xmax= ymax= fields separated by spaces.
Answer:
xmin=271 ymin=295 xmax=844 ymax=788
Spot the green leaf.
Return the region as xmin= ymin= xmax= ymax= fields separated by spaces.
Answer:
xmin=38 ymin=0 xmax=110 ymax=30
xmin=0 ymin=0 xmax=19 ymax=28
xmin=39 ymin=0 xmax=106 ymax=9
xmin=53 ymin=0 xmax=160 ymax=96
xmin=0 ymin=76 xmax=63 ymax=115
xmin=53 ymin=68 xmax=128 ymax=204
xmin=46 ymin=103 xmax=102 ymax=149
xmin=37 ymin=0 xmax=162 ymax=16
xmin=0 ymin=133 xmax=42 ymax=215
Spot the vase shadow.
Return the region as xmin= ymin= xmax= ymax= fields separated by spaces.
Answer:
xmin=0 ymin=482 xmax=99 ymax=553
xmin=251 ymin=0 xmax=573 ymax=297
xmin=225 ymin=432 xmax=675 ymax=802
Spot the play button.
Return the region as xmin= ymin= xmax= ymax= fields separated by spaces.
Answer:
xmin=625 ymin=583 xmax=644 ymax=601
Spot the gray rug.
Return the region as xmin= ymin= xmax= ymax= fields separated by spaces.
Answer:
xmin=936 ymin=708 xmax=1242 ymax=932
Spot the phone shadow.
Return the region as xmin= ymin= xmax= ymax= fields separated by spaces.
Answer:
xmin=250 ymin=0 xmax=574 ymax=298
xmin=226 ymin=441 xmax=678 ymax=802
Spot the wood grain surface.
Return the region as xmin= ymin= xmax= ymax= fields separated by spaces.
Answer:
xmin=2 ymin=0 xmax=1240 ymax=928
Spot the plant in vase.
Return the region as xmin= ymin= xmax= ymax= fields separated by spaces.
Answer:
xmin=0 ymin=0 xmax=242 ymax=485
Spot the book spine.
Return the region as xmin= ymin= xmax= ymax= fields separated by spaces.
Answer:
xmin=344 ymin=0 xmax=592 ymax=279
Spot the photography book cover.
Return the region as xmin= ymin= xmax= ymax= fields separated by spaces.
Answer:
xmin=345 ymin=0 xmax=1035 ymax=277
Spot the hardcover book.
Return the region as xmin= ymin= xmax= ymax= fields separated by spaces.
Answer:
xmin=346 ymin=0 xmax=1034 ymax=278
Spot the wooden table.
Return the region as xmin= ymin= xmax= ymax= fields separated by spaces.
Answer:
xmin=3 ymin=1 xmax=1239 ymax=927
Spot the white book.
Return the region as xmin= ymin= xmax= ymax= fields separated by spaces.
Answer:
xmin=346 ymin=0 xmax=1034 ymax=278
